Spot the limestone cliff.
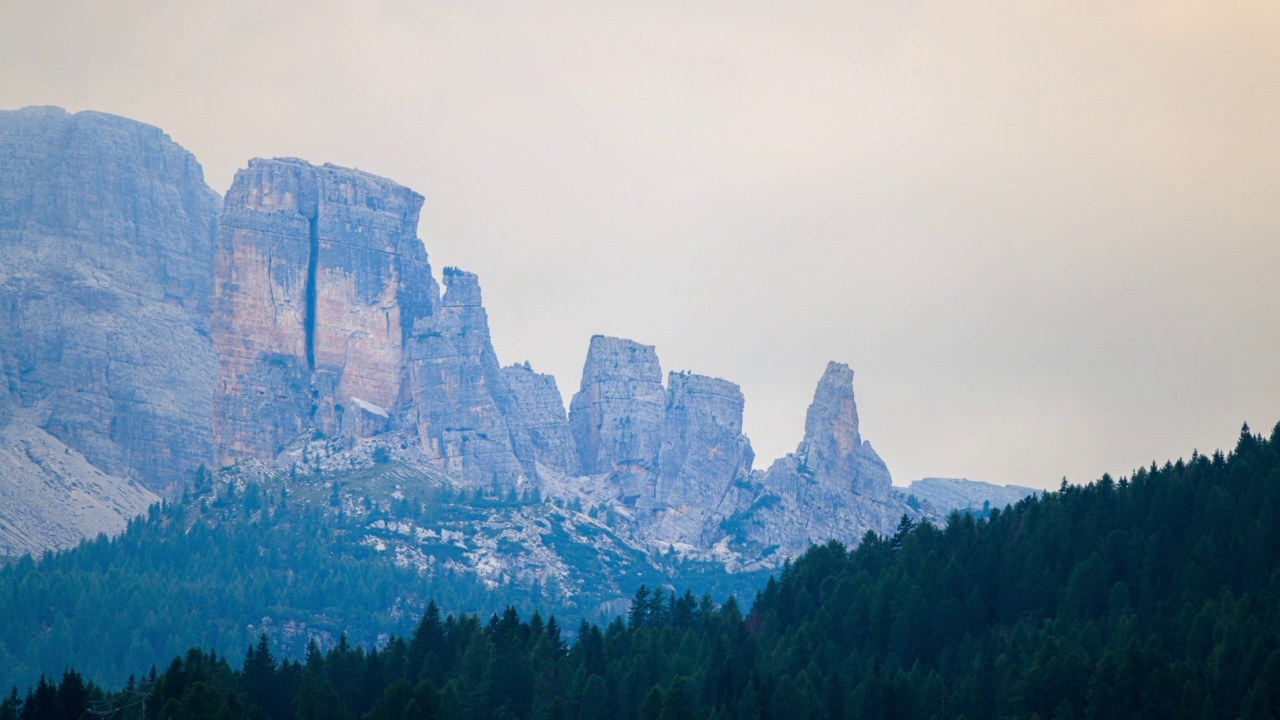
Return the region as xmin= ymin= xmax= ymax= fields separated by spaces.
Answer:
xmin=651 ymin=372 xmax=754 ymax=545
xmin=0 ymin=107 xmax=918 ymax=570
xmin=404 ymin=269 xmax=530 ymax=488
xmin=211 ymin=158 xmax=438 ymax=465
xmin=722 ymin=362 xmax=910 ymax=562
xmin=501 ymin=362 xmax=579 ymax=476
xmin=0 ymin=106 xmax=219 ymax=497
xmin=568 ymin=336 xmax=666 ymax=488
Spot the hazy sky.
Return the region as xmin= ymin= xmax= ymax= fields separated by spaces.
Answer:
xmin=4 ymin=1 xmax=1278 ymax=489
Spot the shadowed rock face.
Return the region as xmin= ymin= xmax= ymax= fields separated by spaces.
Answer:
xmin=724 ymin=361 xmax=905 ymax=559
xmin=0 ymin=106 xmax=220 ymax=496
xmin=648 ymin=372 xmax=754 ymax=544
xmin=501 ymin=362 xmax=579 ymax=476
xmin=404 ymin=269 xmax=529 ymax=488
xmin=211 ymin=158 xmax=438 ymax=465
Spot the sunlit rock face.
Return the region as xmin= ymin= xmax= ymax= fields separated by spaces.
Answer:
xmin=210 ymin=160 xmax=535 ymax=488
xmin=0 ymin=106 xmax=219 ymax=496
xmin=211 ymin=158 xmax=438 ymax=465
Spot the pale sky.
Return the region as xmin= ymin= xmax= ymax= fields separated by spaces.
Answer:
xmin=4 ymin=1 xmax=1278 ymax=489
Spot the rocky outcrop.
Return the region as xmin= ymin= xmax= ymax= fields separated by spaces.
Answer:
xmin=905 ymin=477 xmax=1038 ymax=516
xmin=650 ymin=372 xmax=754 ymax=545
xmin=501 ymin=362 xmax=579 ymax=476
xmin=404 ymin=269 xmax=529 ymax=488
xmin=211 ymin=158 xmax=438 ymax=465
xmin=340 ymin=397 xmax=392 ymax=440
xmin=210 ymin=161 xmax=535 ymax=490
xmin=722 ymin=362 xmax=909 ymax=561
xmin=568 ymin=336 xmax=666 ymax=486
xmin=0 ymin=106 xmax=220 ymax=497
xmin=0 ymin=106 xmax=916 ymax=570
xmin=785 ymin=362 xmax=891 ymax=496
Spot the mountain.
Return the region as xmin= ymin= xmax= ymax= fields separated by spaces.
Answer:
xmin=903 ymin=476 xmax=1039 ymax=516
xmin=0 ymin=106 xmax=915 ymax=564
xmin=12 ymin=424 xmax=1280 ymax=720
xmin=0 ymin=107 xmax=220 ymax=503
xmin=0 ymin=105 xmax=918 ymax=688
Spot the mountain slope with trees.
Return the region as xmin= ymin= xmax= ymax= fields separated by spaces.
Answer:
xmin=7 ymin=422 xmax=1280 ymax=719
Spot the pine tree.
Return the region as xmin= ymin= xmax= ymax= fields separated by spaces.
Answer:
xmin=657 ymin=677 xmax=695 ymax=720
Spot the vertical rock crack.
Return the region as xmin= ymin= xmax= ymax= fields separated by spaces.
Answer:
xmin=304 ymin=214 xmax=319 ymax=371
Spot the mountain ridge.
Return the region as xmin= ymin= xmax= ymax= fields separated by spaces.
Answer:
xmin=0 ymin=105 xmax=920 ymax=564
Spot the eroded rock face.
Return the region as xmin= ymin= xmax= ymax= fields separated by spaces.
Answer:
xmin=650 ymin=372 xmax=754 ymax=544
xmin=211 ymin=158 xmax=438 ymax=465
xmin=722 ymin=362 xmax=907 ymax=560
xmin=0 ymin=107 xmax=915 ymax=569
xmin=0 ymin=106 xmax=219 ymax=496
xmin=501 ymin=363 xmax=579 ymax=476
xmin=792 ymin=362 xmax=891 ymax=496
xmin=404 ymin=269 xmax=529 ymax=488
xmin=210 ymin=160 xmax=544 ymax=489
xmin=568 ymin=336 xmax=666 ymax=482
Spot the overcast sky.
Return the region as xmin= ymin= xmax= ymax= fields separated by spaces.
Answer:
xmin=4 ymin=1 xmax=1278 ymax=489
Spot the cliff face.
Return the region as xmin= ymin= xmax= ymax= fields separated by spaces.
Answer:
xmin=723 ymin=362 xmax=908 ymax=560
xmin=501 ymin=363 xmax=579 ymax=476
xmin=0 ymin=107 xmax=913 ymax=567
xmin=568 ymin=336 xmax=666 ymax=484
xmin=211 ymin=158 xmax=438 ymax=465
xmin=210 ymin=161 xmax=554 ymax=490
xmin=553 ymin=348 xmax=908 ymax=561
xmin=652 ymin=372 xmax=754 ymax=545
xmin=0 ymin=106 xmax=219 ymax=497
xmin=404 ymin=269 xmax=530 ymax=488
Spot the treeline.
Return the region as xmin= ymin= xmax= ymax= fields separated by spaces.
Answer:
xmin=8 ymin=422 xmax=1280 ymax=719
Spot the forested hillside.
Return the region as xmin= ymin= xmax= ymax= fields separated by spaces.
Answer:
xmin=6 ymin=422 xmax=1280 ymax=719
xmin=0 ymin=472 xmax=763 ymax=693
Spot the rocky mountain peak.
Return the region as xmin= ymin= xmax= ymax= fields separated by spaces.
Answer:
xmin=568 ymin=336 xmax=666 ymax=477
xmin=0 ymin=106 xmax=220 ymax=498
xmin=1 ymin=108 xmax=916 ymax=567
xmin=796 ymin=361 xmax=864 ymax=481
xmin=212 ymin=157 xmax=439 ymax=465
xmin=441 ymin=267 xmax=484 ymax=307
xmin=501 ymin=363 xmax=579 ymax=476
xmin=651 ymin=372 xmax=755 ymax=545
xmin=404 ymin=269 xmax=531 ymax=489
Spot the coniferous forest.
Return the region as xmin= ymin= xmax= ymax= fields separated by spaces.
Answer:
xmin=6 ymin=423 xmax=1280 ymax=719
